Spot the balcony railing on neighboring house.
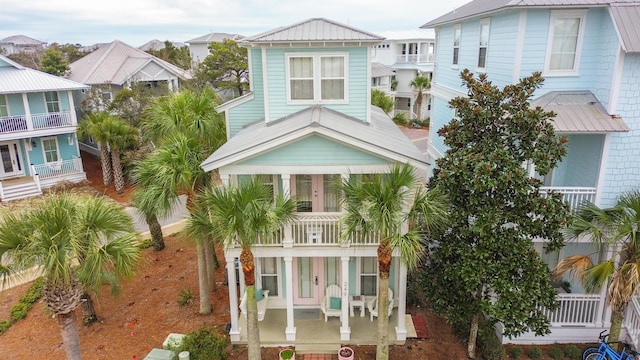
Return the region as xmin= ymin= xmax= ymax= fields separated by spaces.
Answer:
xmin=395 ymin=53 xmax=435 ymax=64
xmin=540 ymin=186 xmax=597 ymax=213
xmin=372 ymin=84 xmax=392 ymax=93
xmin=0 ymin=111 xmax=74 ymax=134
xmin=543 ymin=294 xmax=604 ymax=327
xmin=624 ymin=296 xmax=640 ymax=350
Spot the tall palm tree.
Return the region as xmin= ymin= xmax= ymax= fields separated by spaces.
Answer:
xmin=103 ymin=116 xmax=138 ymax=194
xmin=340 ymin=164 xmax=448 ymax=360
xmin=188 ymin=179 xmax=297 ymax=360
xmin=77 ymin=111 xmax=113 ymax=185
xmin=130 ymin=184 xmax=172 ymax=251
xmin=136 ymin=88 xmax=226 ymax=313
xmin=0 ymin=194 xmax=142 ymax=360
xmin=410 ymin=75 xmax=431 ymax=120
xmin=552 ymin=190 xmax=640 ymax=346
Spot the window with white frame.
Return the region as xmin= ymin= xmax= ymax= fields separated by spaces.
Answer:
xmin=259 ymin=258 xmax=278 ymax=296
xmin=44 ymin=91 xmax=60 ymax=113
xmin=255 ymin=174 xmax=278 ymax=200
xmin=360 ymin=257 xmax=377 ymax=296
xmin=453 ymin=24 xmax=461 ymax=66
xmin=42 ymin=137 xmax=59 ymax=163
xmin=287 ymin=53 xmax=347 ymax=103
xmin=0 ymin=95 xmax=8 ymax=117
xmin=477 ymin=19 xmax=490 ymax=69
xmin=545 ymin=10 xmax=586 ymax=75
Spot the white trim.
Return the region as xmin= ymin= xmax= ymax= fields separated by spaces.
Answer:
xmin=543 ymin=10 xmax=587 ymax=77
xmin=285 ymin=52 xmax=349 ymax=105
xmin=452 ymin=24 xmax=461 ymax=68
xmin=40 ymin=136 xmax=60 ymax=164
xmin=247 ymin=47 xmax=254 ymax=92
xmin=430 ymin=83 xmax=466 ymax=102
xmin=366 ymin=48 xmax=372 ymax=123
xmin=594 ymin=133 xmax=611 ymax=207
xmin=608 ymin=46 xmax=625 ymax=115
xmin=261 ymin=47 xmax=270 ymax=123
xmin=476 ymin=18 xmax=491 ymax=72
xmin=0 ymin=94 xmax=8 ymax=117
xmin=513 ymin=10 xmax=528 ymax=84
xmin=221 ymin=164 xmax=395 ymax=178
xmin=43 ymin=91 xmax=60 ymax=113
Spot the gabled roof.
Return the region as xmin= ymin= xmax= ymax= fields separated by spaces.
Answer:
xmin=531 ymin=91 xmax=629 ymax=133
xmin=138 ymin=39 xmax=186 ymax=51
xmin=185 ymin=33 xmax=244 ymax=44
xmin=201 ymin=106 xmax=427 ymax=172
xmin=423 ymin=0 xmax=640 ymax=52
xmin=0 ymin=35 xmax=46 ymax=46
xmin=242 ymin=18 xmax=384 ymax=44
xmin=372 ymin=62 xmax=396 ymax=78
xmin=67 ymin=40 xmax=191 ymax=86
xmin=0 ymin=54 xmax=88 ymax=94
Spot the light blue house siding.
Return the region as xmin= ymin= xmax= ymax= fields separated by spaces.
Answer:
xmin=25 ymin=91 xmax=72 ymax=114
xmin=600 ymin=52 xmax=640 ymax=207
xmin=226 ymin=49 xmax=266 ymax=137
xmin=429 ymin=97 xmax=454 ymax=157
xmin=6 ymin=94 xmax=25 ymax=115
xmin=239 ymin=135 xmax=389 ymax=166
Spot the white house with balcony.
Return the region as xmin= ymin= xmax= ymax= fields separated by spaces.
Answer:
xmin=371 ymin=29 xmax=436 ymax=120
xmin=200 ymin=18 xmax=428 ymax=349
xmin=424 ymin=0 xmax=640 ymax=347
xmin=0 ymin=54 xmax=88 ymax=201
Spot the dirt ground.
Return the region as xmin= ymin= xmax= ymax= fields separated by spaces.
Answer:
xmin=0 ymin=152 xmax=469 ymax=359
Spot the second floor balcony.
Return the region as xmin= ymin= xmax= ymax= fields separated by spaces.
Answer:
xmin=0 ymin=111 xmax=74 ymax=135
xmin=396 ymin=53 xmax=435 ymax=64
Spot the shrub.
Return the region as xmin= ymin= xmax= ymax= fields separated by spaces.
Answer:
xmin=508 ymin=346 xmax=523 ymax=359
xmin=178 ymin=289 xmax=193 ymax=306
xmin=0 ymin=320 xmax=11 ymax=335
xmin=527 ymin=347 xmax=542 ymax=359
xmin=564 ymin=345 xmax=581 ymax=360
xmin=10 ymin=303 xmax=29 ymax=323
xmin=549 ymin=347 xmax=564 ymax=360
xmin=371 ymin=89 xmax=394 ymax=114
xmin=392 ymin=112 xmax=409 ymax=126
xmin=175 ymin=327 xmax=227 ymax=360
xmin=477 ymin=320 xmax=505 ymax=360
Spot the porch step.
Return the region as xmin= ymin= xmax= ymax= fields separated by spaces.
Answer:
xmin=1 ymin=181 xmax=42 ymax=202
xmin=295 ymin=343 xmax=340 ymax=354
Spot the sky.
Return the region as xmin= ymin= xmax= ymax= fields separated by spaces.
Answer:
xmin=0 ymin=0 xmax=471 ymax=47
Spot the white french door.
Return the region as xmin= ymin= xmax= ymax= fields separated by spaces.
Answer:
xmin=292 ymin=174 xmax=341 ymax=212
xmin=0 ymin=142 xmax=23 ymax=179
xmin=293 ymin=257 xmax=341 ymax=305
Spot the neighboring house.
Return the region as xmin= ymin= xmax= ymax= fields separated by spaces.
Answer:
xmin=372 ymin=30 xmax=436 ymax=119
xmin=185 ymin=32 xmax=244 ymax=64
xmin=0 ymin=54 xmax=88 ymax=201
xmin=0 ymin=35 xmax=46 ymax=56
xmin=371 ymin=62 xmax=396 ymax=96
xmin=200 ymin=18 xmax=428 ymax=347
xmin=138 ymin=39 xmax=186 ymax=52
xmin=423 ymin=0 xmax=640 ymax=346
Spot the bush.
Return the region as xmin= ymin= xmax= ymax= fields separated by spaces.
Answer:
xmin=549 ymin=347 xmax=564 ymax=360
xmin=564 ymin=345 xmax=581 ymax=360
xmin=527 ymin=347 xmax=542 ymax=359
xmin=10 ymin=303 xmax=29 ymax=323
xmin=371 ymin=89 xmax=394 ymax=114
xmin=175 ymin=327 xmax=227 ymax=360
xmin=508 ymin=346 xmax=523 ymax=359
xmin=0 ymin=320 xmax=11 ymax=335
xmin=477 ymin=320 xmax=505 ymax=360
xmin=178 ymin=289 xmax=193 ymax=306
xmin=392 ymin=112 xmax=409 ymax=126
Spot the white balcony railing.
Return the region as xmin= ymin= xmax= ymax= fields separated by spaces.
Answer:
xmin=544 ymin=294 xmax=603 ymax=327
xmin=540 ymin=186 xmax=597 ymax=213
xmin=395 ymin=53 xmax=435 ymax=64
xmin=624 ymin=296 xmax=640 ymax=350
xmin=0 ymin=115 xmax=28 ymax=133
xmin=32 ymin=157 xmax=84 ymax=180
xmin=31 ymin=111 xmax=74 ymax=129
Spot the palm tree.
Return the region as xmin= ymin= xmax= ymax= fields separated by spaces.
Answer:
xmin=103 ymin=116 xmax=138 ymax=193
xmin=188 ymin=179 xmax=297 ymax=360
xmin=552 ymin=190 xmax=640 ymax=346
xmin=0 ymin=194 xmax=142 ymax=360
xmin=130 ymin=184 xmax=171 ymax=251
xmin=340 ymin=164 xmax=448 ymax=360
xmin=410 ymin=75 xmax=431 ymax=120
xmin=77 ymin=111 xmax=113 ymax=185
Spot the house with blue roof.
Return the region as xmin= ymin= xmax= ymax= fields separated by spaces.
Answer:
xmin=423 ymin=0 xmax=640 ymax=346
xmin=200 ymin=18 xmax=428 ymax=347
xmin=0 ymin=54 xmax=88 ymax=201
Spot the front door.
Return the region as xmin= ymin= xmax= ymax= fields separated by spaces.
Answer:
xmin=0 ymin=142 xmax=23 ymax=179
xmin=293 ymin=257 xmax=341 ymax=305
xmin=293 ymin=174 xmax=341 ymax=212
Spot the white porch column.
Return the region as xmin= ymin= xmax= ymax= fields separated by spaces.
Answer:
xmin=395 ymin=259 xmax=408 ymax=341
xmin=281 ymin=174 xmax=293 ymax=248
xmin=21 ymin=93 xmax=33 ymax=130
xmin=220 ymin=174 xmax=230 ymax=186
xmin=340 ymin=256 xmax=351 ymax=341
xmin=284 ymin=256 xmax=296 ymax=341
xmin=340 ymin=173 xmax=350 ymax=248
xmin=226 ymin=255 xmax=241 ymax=341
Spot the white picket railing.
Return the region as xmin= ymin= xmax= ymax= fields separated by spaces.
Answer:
xmin=31 ymin=111 xmax=74 ymax=130
xmin=624 ymin=297 xmax=640 ymax=350
xmin=32 ymin=157 xmax=84 ymax=180
xmin=540 ymin=186 xmax=597 ymax=213
xmin=0 ymin=115 xmax=28 ymax=133
xmin=543 ymin=294 xmax=603 ymax=326
xmin=396 ymin=53 xmax=435 ymax=63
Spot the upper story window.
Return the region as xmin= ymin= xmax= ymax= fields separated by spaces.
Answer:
xmin=544 ymin=10 xmax=587 ymax=76
xmin=453 ymin=24 xmax=461 ymax=66
xmin=286 ymin=53 xmax=348 ymax=104
xmin=44 ymin=91 xmax=60 ymax=113
xmin=477 ymin=19 xmax=490 ymax=70
xmin=0 ymin=95 xmax=8 ymax=117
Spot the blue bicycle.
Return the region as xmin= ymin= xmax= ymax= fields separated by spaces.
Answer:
xmin=582 ymin=330 xmax=639 ymax=360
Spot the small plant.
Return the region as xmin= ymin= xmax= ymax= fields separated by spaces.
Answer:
xmin=279 ymin=348 xmax=295 ymax=360
xmin=549 ymin=347 xmax=564 ymax=360
xmin=174 ymin=327 xmax=227 ymax=360
xmin=564 ymin=345 xmax=581 ymax=360
xmin=527 ymin=347 xmax=542 ymax=359
xmin=392 ymin=112 xmax=409 ymax=126
xmin=0 ymin=320 xmax=11 ymax=335
xmin=509 ymin=346 xmax=523 ymax=359
xmin=177 ymin=289 xmax=193 ymax=306
xmin=10 ymin=303 xmax=29 ymax=323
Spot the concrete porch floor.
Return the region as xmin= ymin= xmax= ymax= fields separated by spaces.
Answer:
xmin=236 ymin=309 xmax=405 ymax=347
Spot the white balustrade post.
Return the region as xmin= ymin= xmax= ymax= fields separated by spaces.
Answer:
xmin=281 ymin=174 xmax=294 ymax=247
xmin=284 ymin=256 xmax=296 ymax=341
xmin=30 ymin=164 xmax=41 ymax=192
xmin=226 ymin=255 xmax=241 ymax=342
xmin=0 ymin=180 xmax=4 ymax=200
xmin=340 ymin=256 xmax=351 ymax=341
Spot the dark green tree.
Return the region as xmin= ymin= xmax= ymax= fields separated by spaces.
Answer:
xmin=195 ymin=39 xmax=248 ymax=97
xmin=145 ymin=41 xmax=192 ymax=70
xmin=371 ymin=89 xmax=394 ymax=114
xmin=49 ymin=43 xmax=87 ymax=63
xmin=40 ymin=48 xmax=70 ymax=76
xmin=426 ymin=70 xmax=571 ymax=358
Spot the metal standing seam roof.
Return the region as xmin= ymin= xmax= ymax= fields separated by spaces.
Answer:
xmin=67 ymin=40 xmax=191 ymax=86
xmin=372 ymin=62 xmax=396 ymax=77
xmin=609 ymin=4 xmax=640 ymax=52
xmin=531 ymin=91 xmax=629 ymax=133
xmin=201 ymin=106 xmax=428 ymax=172
xmin=0 ymin=55 xmax=88 ymax=94
xmin=0 ymin=35 xmax=46 ymax=45
xmin=185 ymin=33 xmax=244 ymax=44
xmin=241 ymin=18 xmax=385 ymax=44
xmin=138 ymin=40 xmax=187 ymax=51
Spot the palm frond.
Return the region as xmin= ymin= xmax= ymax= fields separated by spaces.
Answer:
xmin=551 ymin=254 xmax=594 ymax=283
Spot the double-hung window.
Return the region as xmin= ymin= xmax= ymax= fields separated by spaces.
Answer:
xmin=544 ymin=10 xmax=586 ymax=75
xmin=453 ymin=24 xmax=461 ymax=66
xmin=287 ymin=53 xmax=348 ymax=103
xmin=360 ymin=257 xmax=378 ymax=296
xmin=259 ymin=258 xmax=279 ymax=296
xmin=0 ymin=95 xmax=8 ymax=118
xmin=42 ymin=137 xmax=59 ymax=163
xmin=477 ymin=19 xmax=490 ymax=70
xmin=44 ymin=91 xmax=60 ymax=113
